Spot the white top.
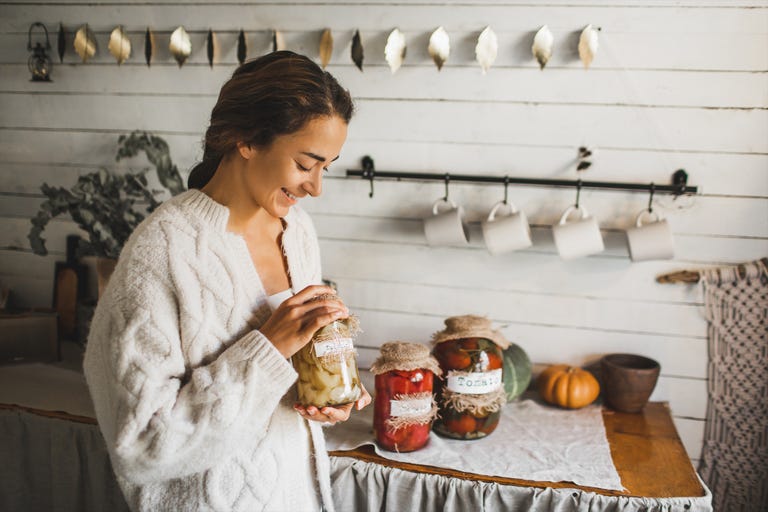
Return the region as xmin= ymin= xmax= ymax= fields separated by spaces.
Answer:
xmin=266 ymin=289 xmax=293 ymax=311
xmin=83 ymin=189 xmax=332 ymax=512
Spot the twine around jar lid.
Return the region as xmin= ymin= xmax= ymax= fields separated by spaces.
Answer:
xmin=431 ymin=315 xmax=510 ymax=349
xmin=369 ymin=341 xmax=442 ymax=376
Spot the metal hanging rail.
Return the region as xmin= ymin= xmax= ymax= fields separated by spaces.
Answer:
xmin=346 ymin=155 xmax=698 ymax=198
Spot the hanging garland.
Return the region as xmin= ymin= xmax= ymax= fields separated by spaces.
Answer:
xmin=32 ymin=24 xmax=600 ymax=72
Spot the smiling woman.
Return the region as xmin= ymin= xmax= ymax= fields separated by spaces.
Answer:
xmin=82 ymin=51 xmax=369 ymax=512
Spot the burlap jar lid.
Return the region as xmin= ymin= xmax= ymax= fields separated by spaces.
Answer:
xmin=308 ymin=293 xmax=360 ymax=339
xmin=431 ymin=315 xmax=510 ymax=349
xmin=369 ymin=341 xmax=442 ymax=376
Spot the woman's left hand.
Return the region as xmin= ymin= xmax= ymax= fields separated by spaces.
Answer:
xmin=294 ymin=383 xmax=372 ymax=425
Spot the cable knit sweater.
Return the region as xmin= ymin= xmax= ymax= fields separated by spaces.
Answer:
xmin=83 ymin=189 xmax=333 ymax=512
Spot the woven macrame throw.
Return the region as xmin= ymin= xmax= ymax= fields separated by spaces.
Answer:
xmin=697 ymin=258 xmax=767 ymax=512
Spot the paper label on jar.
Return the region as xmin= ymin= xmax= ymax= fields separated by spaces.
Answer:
xmin=389 ymin=396 xmax=433 ymax=418
xmin=446 ymin=369 xmax=502 ymax=394
xmin=313 ymin=337 xmax=354 ymax=357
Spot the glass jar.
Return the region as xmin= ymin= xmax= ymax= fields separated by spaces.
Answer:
xmin=293 ymin=316 xmax=362 ymax=408
xmin=370 ymin=342 xmax=441 ymax=452
xmin=431 ymin=315 xmax=509 ymax=440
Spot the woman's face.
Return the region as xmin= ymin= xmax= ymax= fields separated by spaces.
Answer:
xmin=239 ymin=115 xmax=348 ymax=219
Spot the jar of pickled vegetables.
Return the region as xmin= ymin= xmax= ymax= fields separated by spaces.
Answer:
xmin=370 ymin=342 xmax=442 ymax=452
xmin=293 ymin=297 xmax=362 ymax=408
xmin=431 ymin=315 xmax=508 ymax=440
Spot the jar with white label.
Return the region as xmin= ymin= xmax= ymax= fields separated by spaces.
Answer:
xmin=293 ymin=311 xmax=362 ymax=408
xmin=370 ymin=342 xmax=442 ymax=452
xmin=431 ymin=316 xmax=509 ymax=440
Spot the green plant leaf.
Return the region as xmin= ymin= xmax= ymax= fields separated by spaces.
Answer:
xmin=27 ymin=131 xmax=183 ymax=259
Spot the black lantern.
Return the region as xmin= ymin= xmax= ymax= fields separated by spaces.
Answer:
xmin=28 ymin=22 xmax=53 ymax=82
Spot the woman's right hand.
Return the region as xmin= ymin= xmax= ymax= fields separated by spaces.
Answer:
xmin=258 ymin=285 xmax=349 ymax=358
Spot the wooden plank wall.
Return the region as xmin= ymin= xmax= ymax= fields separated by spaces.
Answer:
xmin=1 ymin=0 xmax=767 ymax=467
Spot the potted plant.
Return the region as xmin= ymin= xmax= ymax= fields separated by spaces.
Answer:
xmin=28 ymin=131 xmax=186 ymax=296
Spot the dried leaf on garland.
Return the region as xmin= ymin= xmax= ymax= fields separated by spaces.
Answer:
xmin=578 ymin=24 xmax=599 ymax=69
xmin=351 ymin=30 xmax=364 ymax=71
xmin=108 ymin=26 xmax=131 ymax=65
xmin=206 ymin=29 xmax=214 ymax=67
xmin=237 ymin=29 xmax=247 ymax=65
xmin=428 ymin=26 xmax=450 ymax=71
xmin=319 ymin=28 xmax=333 ymax=69
xmin=144 ymin=27 xmax=152 ymax=66
xmin=532 ymin=25 xmax=553 ymax=69
xmin=475 ymin=26 xmax=497 ymax=74
xmin=272 ymin=30 xmax=286 ymax=52
xmin=169 ymin=26 xmax=192 ymax=67
xmin=73 ymin=24 xmax=97 ymax=63
xmin=57 ymin=23 xmax=66 ymax=63
xmin=384 ymin=28 xmax=406 ymax=74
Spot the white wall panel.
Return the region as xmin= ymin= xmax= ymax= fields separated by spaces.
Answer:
xmin=2 ymin=130 xmax=766 ymax=197
xmin=3 ymin=94 xmax=766 ymax=153
xmin=4 ymin=64 xmax=766 ymax=110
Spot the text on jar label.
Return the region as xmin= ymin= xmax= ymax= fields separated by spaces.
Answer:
xmin=446 ymin=368 xmax=502 ymax=394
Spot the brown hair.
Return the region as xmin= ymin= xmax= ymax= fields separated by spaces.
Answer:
xmin=187 ymin=51 xmax=354 ymax=189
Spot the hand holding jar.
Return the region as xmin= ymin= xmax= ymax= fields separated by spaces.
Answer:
xmin=370 ymin=342 xmax=442 ymax=452
xmin=259 ymin=285 xmax=348 ymax=359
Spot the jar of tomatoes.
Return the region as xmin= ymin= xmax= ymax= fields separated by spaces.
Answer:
xmin=370 ymin=342 xmax=442 ymax=452
xmin=293 ymin=295 xmax=362 ymax=408
xmin=431 ymin=315 xmax=508 ymax=440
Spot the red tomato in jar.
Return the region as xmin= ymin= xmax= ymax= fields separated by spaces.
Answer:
xmin=376 ymin=423 xmax=431 ymax=452
xmin=440 ymin=350 xmax=471 ymax=370
xmin=442 ymin=413 xmax=477 ymax=436
xmin=374 ymin=370 xmax=435 ymax=452
xmin=486 ymin=351 xmax=503 ymax=370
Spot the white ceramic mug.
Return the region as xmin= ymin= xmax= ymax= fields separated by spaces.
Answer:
xmin=423 ymin=198 xmax=469 ymax=246
xmin=626 ymin=210 xmax=674 ymax=262
xmin=481 ymin=201 xmax=532 ymax=255
xmin=552 ymin=205 xmax=605 ymax=260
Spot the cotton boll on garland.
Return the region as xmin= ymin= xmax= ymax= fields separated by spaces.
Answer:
xmin=428 ymin=26 xmax=450 ymax=71
xmin=531 ymin=25 xmax=554 ymax=70
xmin=578 ymin=24 xmax=599 ymax=69
xmin=475 ymin=26 xmax=498 ymax=74
xmin=385 ymin=28 xmax=407 ymax=74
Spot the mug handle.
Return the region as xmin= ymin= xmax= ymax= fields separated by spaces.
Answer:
xmin=487 ymin=201 xmax=518 ymax=222
xmin=635 ymin=209 xmax=661 ymax=228
xmin=433 ymin=198 xmax=458 ymax=215
xmin=559 ymin=205 xmax=590 ymax=225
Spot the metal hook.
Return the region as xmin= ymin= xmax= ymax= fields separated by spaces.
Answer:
xmin=361 ymin=155 xmax=375 ymax=198
xmin=648 ymin=183 xmax=655 ymax=213
xmin=672 ymin=169 xmax=688 ymax=196
xmin=575 ymin=179 xmax=582 ymax=209
xmin=503 ymin=176 xmax=509 ymax=205
xmin=443 ymin=173 xmax=450 ymax=202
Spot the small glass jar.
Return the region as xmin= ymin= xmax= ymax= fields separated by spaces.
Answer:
xmin=431 ymin=316 xmax=508 ymax=440
xmin=370 ymin=342 xmax=442 ymax=452
xmin=293 ymin=314 xmax=362 ymax=408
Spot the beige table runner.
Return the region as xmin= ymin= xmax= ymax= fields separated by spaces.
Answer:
xmin=326 ymin=399 xmax=624 ymax=491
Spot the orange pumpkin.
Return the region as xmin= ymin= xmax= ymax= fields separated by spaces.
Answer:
xmin=537 ymin=364 xmax=600 ymax=409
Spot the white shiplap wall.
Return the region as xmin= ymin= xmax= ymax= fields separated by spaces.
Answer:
xmin=1 ymin=0 xmax=767 ymax=467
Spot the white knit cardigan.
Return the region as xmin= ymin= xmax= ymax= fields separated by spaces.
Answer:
xmin=83 ymin=189 xmax=334 ymax=512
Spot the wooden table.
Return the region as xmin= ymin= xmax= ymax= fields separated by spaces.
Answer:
xmin=329 ymin=402 xmax=706 ymax=499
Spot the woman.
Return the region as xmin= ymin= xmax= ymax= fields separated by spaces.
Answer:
xmin=84 ymin=51 xmax=370 ymax=512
